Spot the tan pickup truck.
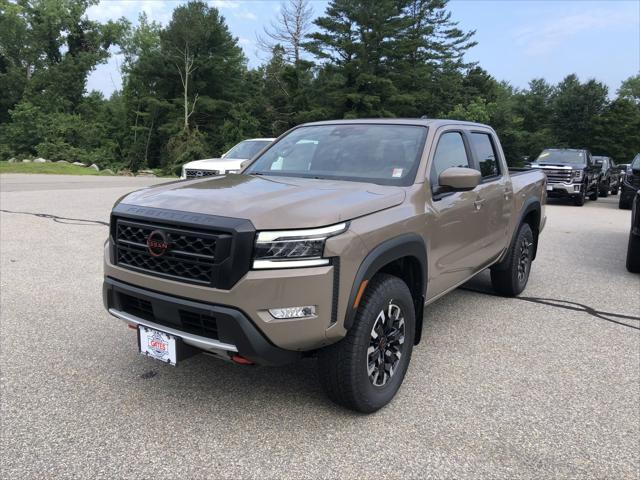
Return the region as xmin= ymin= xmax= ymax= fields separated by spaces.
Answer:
xmin=103 ymin=119 xmax=546 ymax=412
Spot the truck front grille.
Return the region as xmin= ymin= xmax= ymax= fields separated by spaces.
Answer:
xmin=185 ymin=169 xmax=219 ymax=179
xmin=114 ymin=219 xmax=230 ymax=286
xmin=539 ymin=168 xmax=573 ymax=183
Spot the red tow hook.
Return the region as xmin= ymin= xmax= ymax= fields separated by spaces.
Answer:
xmin=231 ymin=354 xmax=254 ymax=365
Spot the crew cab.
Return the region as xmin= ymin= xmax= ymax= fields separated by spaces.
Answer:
xmin=103 ymin=119 xmax=546 ymax=412
xmin=531 ymin=148 xmax=600 ymax=206
xmin=180 ymin=138 xmax=274 ymax=179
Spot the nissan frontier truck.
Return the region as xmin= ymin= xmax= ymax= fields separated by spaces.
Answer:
xmin=103 ymin=119 xmax=547 ymax=412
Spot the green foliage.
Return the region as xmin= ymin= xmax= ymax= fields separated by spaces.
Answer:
xmin=0 ymin=0 xmax=637 ymax=172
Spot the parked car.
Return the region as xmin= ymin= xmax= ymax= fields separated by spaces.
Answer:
xmin=593 ymin=156 xmax=618 ymax=196
xmin=627 ymin=190 xmax=640 ymax=273
xmin=627 ymin=189 xmax=640 ymax=273
xmin=180 ymin=138 xmax=275 ymax=179
xmin=530 ymin=148 xmax=600 ymax=206
xmin=103 ymin=119 xmax=547 ymax=413
xmin=619 ymin=154 xmax=640 ymax=209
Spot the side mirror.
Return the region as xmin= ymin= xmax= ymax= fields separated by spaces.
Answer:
xmin=438 ymin=167 xmax=481 ymax=191
xmin=240 ymin=160 xmax=250 ymax=169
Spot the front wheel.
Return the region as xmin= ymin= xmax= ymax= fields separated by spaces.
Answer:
xmin=589 ymin=185 xmax=599 ymax=201
xmin=599 ymin=182 xmax=609 ymax=197
xmin=574 ymin=188 xmax=586 ymax=206
xmin=318 ymin=274 xmax=415 ymax=413
xmin=491 ymin=223 xmax=534 ymax=296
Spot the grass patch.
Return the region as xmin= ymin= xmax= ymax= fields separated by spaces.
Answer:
xmin=0 ymin=161 xmax=111 ymax=175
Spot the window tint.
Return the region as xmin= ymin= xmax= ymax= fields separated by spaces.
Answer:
xmin=470 ymin=133 xmax=500 ymax=178
xmin=632 ymin=154 xmax=640 ymax=169
xmin=430 ymin=132 xmax=470 ymax=187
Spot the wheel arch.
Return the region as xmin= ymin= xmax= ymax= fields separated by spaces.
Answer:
xmin=344 ymin=233 xmax=427 ymax=345
xmin=494 ymin=199 xmax=542 ymax=270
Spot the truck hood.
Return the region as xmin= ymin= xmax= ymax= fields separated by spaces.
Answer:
xmin=119 ymin=174 xmax=406 ymax=229
xmin=183 ymin=158 xmax=244 ymax=171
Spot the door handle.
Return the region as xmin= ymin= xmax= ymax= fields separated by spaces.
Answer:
xmin=474 ymin=198 xmax=485 ymax=210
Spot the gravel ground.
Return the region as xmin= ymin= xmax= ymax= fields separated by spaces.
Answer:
xmin=1 ymin=174 xmax=639 ymax=479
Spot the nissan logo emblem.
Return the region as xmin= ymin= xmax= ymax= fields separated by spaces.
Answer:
xmin=147 ymin=230 xmax=170 ymax=257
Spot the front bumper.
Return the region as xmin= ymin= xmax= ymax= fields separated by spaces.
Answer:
xmin=104 ymin=277 xmax=301 ymax=365
xmin=546 ymin=182 xmax=582 ymax=197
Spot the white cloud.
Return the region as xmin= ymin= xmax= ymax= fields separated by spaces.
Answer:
xmin=235 ymin=9 xmax=258 ymax=21
xmin=210 ymin=0 xmax=241 ymax=9
xmin=513 ymin=8 xmax=637 ymax=55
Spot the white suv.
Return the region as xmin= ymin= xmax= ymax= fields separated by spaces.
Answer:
xmin=180 ymin=138 xmax=275 ymax=179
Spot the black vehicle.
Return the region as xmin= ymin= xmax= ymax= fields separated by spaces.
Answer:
xmin=626 ymin=189 xmax=640 ymax=273
xmin=593 ymin=156 xmax=618 ymax=196
xmin=619 ymin=154 xmax=640 ymax=209
xmin=531 ymin=148 xmax=600 ymax=206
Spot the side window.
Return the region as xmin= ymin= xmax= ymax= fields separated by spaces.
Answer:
xmin=430 ymin=132 xmax=470 ymax=188
xmin=470 ymin=133 xmax=500 ymax=178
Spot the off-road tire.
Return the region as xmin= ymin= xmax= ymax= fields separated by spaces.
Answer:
xmin=318 ymin=273 xmax=415 ymax=413
xmin=619 ymin=196 xmax=632 ymax=209
xmin=599 ymin=182 xmax=609 ymax=197
xmin=611 ymin=186 xmax=619 ymax=195
xmin=626 ymin=233 xmax=640 ymax=273
xmin=490 ymin=223 xmax=534 ymax=297
xmin=573 ymin=188 xmax=586 ymax=206
xmin=588 ymin=186 xmax=599 ymax=201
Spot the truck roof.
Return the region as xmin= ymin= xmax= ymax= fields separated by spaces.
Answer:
xmin=301 ymin=118 xmax=492 ymax=129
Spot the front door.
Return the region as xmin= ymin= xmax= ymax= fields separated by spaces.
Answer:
xmin=426 ymin=130 xmax=488 ymax=300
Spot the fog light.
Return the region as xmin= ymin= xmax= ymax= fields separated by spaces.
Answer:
xmin=574 ymin=185 xmax=581 ymax=192
xmin=269 ymin=306 xmax=317 ymax=319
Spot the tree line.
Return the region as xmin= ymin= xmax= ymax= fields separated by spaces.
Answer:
xmin=1 ymin=0 xmax=639 ymax=174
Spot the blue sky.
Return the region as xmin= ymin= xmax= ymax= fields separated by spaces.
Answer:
xmin=87 ymin=0 xmax=640 ymax=97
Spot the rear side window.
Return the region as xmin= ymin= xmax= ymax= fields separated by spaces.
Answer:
xmin=430 ymin=132 xmax=470 ymax=188
xmin=470 ymin=133 xmax=500 ymax=178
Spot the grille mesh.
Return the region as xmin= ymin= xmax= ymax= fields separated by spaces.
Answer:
xmin=114 ymin=219 xmax=225 ymax=285
xmin=185 ymin=169 xmax=219 ymax=179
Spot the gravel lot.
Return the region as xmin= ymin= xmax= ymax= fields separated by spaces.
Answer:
xmin=1 ymin=174 xmax=639 ymax=479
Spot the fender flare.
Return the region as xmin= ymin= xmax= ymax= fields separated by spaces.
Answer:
xmin=494 ymin=198 xmax=541 ymax=270
xmin=344 ymin=233 xmax=427 ymax=343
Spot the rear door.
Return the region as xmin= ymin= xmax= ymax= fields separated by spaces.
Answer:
xmin=466 ymin=130 xmax=511 ymax=262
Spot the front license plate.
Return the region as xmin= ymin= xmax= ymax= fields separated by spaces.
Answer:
xmin=546 ymin=185 xmax=553 ymax=191
xmin=139 ymin=326 xmax=177 ymax=365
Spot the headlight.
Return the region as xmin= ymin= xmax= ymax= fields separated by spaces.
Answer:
xmin=572 ymin=170 xmax=583 ymax=181
xmin=226 ymin=169 xmax=240 ymax=174
xmin=252 ymin=222 xmax=347 ymax=269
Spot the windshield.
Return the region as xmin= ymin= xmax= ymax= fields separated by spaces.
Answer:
xmin=536 ymin=149 xmax=586 ymax=165
xmin=245 ymin=124 xmax=428 ymax=186
xmin=224 ymin=140 xmax=271 ymax=159
xmin=632 ymin=154 xmax=640 ymax=169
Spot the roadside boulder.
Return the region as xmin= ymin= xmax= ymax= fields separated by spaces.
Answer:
xmin=72 ymin=162 xmax=86 ymax=167
xmin=56 ymin=160 xmax=70 ymax=164
xmin=89 ymin=163 xmax=100 ymax=172
xmin=33 ymin=157 xmax=49 ymax=163
xmin=137 ymin=169 xmax=156 ymax=177
xmin=102 ymin=168 xmax=115 ymax=175
xmin=8 ymin=158 xmax=18 ymax=163
xmin=22 ymin=159 xmax=32 ymax=163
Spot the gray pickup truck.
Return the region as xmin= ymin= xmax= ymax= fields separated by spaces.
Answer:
xmin=103 ymin=119 xmax=546 ymax=412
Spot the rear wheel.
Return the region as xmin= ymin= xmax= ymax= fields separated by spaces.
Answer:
xmin=588 ymin=185 xmax=599 ymax=201
xmin=627 ymin=233 xmax=640 ymax=273
xmin=619 ymin=195 xmax=632 ymax=209
xmin=318 ymin=273 xmax=415 ymax=413
xmin=611 ymin=185 xmax=619 ymax=195
xmin=599 ymin=181 xmax=609 ymax=197
xmin=491 ymin=223 xmax=534 ymax=296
